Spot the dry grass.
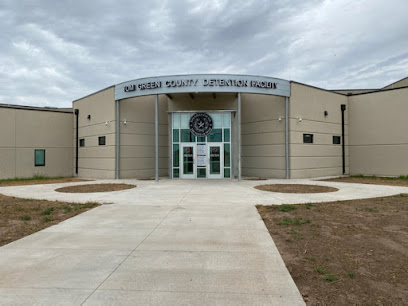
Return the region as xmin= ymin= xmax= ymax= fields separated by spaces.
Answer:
xmin=0 ymin=194 xmax=99 ymax=247
xmin=321 ymin=176 xmax=408 ymax=187
xmin=0 ymin=177 xmax=88 ymax=187
xmin=257 ymin=194 xmax=408 ymax=305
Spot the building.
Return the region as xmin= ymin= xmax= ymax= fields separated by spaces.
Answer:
xmin=1 ymin=74 xmax=408 ymax=180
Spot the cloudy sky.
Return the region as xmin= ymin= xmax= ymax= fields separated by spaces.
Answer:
xmin=1 ymin=0 xmax=407 ymax=107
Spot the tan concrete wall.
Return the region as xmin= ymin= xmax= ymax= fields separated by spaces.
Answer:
xmin=0 ymin=107 xmax=73 ymax=179
xmin=73 ymin=87 xmax=116 ymax=179
xmin=119 ymin=95 xmax=169 ymax=179
xmin=241 ymin=94 xmax=286 ymax=178
xmin=382 ymin=77 xmax=408 ymax=89
xmin=349 ymin=87 xmax=408 ymax=176
xmin=289 ymin=83 xmax=349 ymax=178
xmin=168 ymin=93 xmax=238 ymax=177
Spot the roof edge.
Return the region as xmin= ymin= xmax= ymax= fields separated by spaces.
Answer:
xmin=382 ymin=76 xmax=408 ymax=89
xmin=73 ymin=85 xmax=115 ymax=103
xmin=348 ymin=85 xmax=408 ymax=96
xmin=289 ymin=81 xmax=347 ymax=96
xmin=0 ymin=103 xmax=73 ymax=114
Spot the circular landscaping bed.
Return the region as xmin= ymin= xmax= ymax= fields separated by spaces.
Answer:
xmin=55 ymin=183 xmax=136 ymax=193
xmin=254 ymin=184 xmax=338 ymax=193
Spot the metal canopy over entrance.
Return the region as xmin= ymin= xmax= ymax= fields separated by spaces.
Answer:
xmin=113 ymin=74 xmax=291 ymax=181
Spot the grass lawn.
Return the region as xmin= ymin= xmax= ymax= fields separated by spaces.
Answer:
xmin=0 ymin=194 xmax=99 ymax=247
xmin=321 ymin=175 xmax=408 ymax=187
xmin=0 ymin=175 xmax=88 ymax=187
xmin=257 ymin=194 xmax=408 ymax=305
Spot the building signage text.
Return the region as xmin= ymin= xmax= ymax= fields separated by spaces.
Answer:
xmin=115 ymin=74 xmax=291 ymax=99
xmin=124 ymin=78 xmax=277 ymax=93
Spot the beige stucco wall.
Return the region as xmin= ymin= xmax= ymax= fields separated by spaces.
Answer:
xmin=168 ymin=93 xmax=238 ymax=177
xmin=119 ymin=95 xmax=169 ymax=179
xmin=241 ymin=93 xmax=286 ymax=178
xmin=289 ymin=83 xmax=349 ymax=178
xmin=73 ymin=87 xmax=116 ymax=179
xmin=349 ymin=88 xmax=408 ymax=176
xmin=0 ymin=106 xmax=73 ymax=179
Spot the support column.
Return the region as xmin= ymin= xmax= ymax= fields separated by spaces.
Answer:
xmin=285 ymin=97 xmax=290 ymax=179
xmin=237 ymin=92 xmax=242 ymax=181
xmin=74 ymin=109 xmax=79 ymax=175
xmin=155 ymin=95 xmax=159 ymax=182
xmin=115 ymin=100 xmax=120 ymax=179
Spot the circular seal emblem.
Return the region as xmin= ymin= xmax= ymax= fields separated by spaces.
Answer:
xmin=189 ymin=113 xmax=213 ymax=137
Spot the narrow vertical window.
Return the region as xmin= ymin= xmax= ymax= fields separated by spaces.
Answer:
xmin=34 ymin=149 xmax=45 ymax=166
xmin=79 ymin=139 xmax=85 ymax=147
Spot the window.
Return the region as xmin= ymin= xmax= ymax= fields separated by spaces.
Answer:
xmin=333 ymin=136 xmax=341 ymax=145
xmin=79 ymin=139 xmax=85 ymax=147
xmin=180 ymin=129 xmax=195 ymax=142
xmin=208 ymin=129 xmax=222 ymax=142
xmin=34 ymin=149 xmax=45 ymax=166
xmin=98 ymin=136 xmax=106 ymax=146
xmin=303 ymin=134 xmax=314 ymax=144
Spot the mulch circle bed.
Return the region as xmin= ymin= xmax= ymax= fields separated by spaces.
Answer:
xmin=254 ymin=184 xmax=338 ymax=193
xmin=55 ymin=183 xmax=136 ymax=193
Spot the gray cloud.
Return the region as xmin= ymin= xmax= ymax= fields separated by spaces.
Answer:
xmin=1 ymin=0 xmax=407 ymax=107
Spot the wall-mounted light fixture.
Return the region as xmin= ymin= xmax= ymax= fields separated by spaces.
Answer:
xmin=298 ymin=116 xmax=302 ymax=122
xmin=87 ymin=114 xmax=91 ymax=120
xmin=123 ymin=119 xmax=127 ymax=125
xmin=278 ymin=116 xmax=283 ymax=122
xmin=324 ymin=111 xmax=328 ymax=117
xmin=105 ymin=121 xmax=110 ymax=126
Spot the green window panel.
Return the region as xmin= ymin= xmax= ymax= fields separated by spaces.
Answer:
xmin=34 ymin=149 xmax=45 ymax=167
xmin=173 ymin=168 xmax=179 ymax=178
xmin=209 ymin=146 xmax=221 ymax=174
xmin=197 ymin=136 xmax=206 ymax=142
xmin=181 ymin=129 xmax=196 ymax=142
xmin=173 ymin=129 xmax=180 ymax=142
xmin=197 ymin=168 xmax=206 ymax=178
xmin=208 ymin=129 xmax=222 ymax=142
xmin=224 ymin=168 xmax=230 ymax=178
xmin=224 ymin=143 xmax=230 ymax=167
xmin=173 ymin=144 xmax=179 ymax=167
xmin=224 ymin=129 xmax=230 ymax=142
xmin=183 ymin=146 xmax=194 ymax=174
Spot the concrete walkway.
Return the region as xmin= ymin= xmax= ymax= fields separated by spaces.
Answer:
xmin=1 ymin=179 xmax=407 ymax=305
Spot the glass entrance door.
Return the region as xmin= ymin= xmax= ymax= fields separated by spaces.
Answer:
xmin=207 ymin=143 xmax=223 ymax=179
xmin=172 ymin=112 xmax=231 ymax=179
xmin=180 ymin=144 xmax=196 ymax=179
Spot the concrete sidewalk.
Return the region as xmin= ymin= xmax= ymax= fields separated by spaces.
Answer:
xmin=1 ymin=179 xmax=407 ymax=305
